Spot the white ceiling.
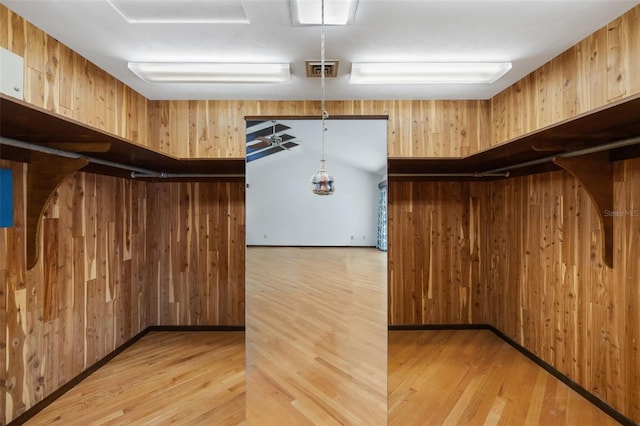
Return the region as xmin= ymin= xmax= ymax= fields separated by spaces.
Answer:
xmin=2 ymin=0 xmax=639 ymax=100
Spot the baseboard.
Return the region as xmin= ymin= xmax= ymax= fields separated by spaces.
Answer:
xmin=8 ymin=325 xmax=245 ymax=426
xmin=388 ymin=323 xmax=491 ymax=331
xmin=388 ymin=323 xmax=635 ymax=426
xmin=11 ymin=324 xmax=634 ymax=426
xmin=8 ymin=326 xmax=153 ymax=425
xmin=149 ymin=325 xmax=245 ymax=332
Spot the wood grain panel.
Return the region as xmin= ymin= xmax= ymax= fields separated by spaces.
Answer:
xmin=479 ymin=158 xmax=640 ymax=423
xmin=145 ymin=181 xmax=245 ymax=326
xmin=490 ymin=5 xmax=640 ymax=148
xmin=149 ymin=99 xmax=488 ymax=159
xmin=14 ymin=0 xmax=635 ymax=159
xmin=387 ymin=180 xmax=482 ymax=325
xmin=0 ymin=159 xmax=245 ymax=425
xmin=0 ymin=6 xmax=149 ymax=149
xmin=0 ymin=160 xmax=150 ymax=424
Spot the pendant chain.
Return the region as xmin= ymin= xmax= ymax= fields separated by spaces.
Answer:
xmin=320 ymin=0 xmax=327 ymax=165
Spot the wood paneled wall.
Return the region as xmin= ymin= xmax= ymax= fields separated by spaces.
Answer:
xmin=0 ymin=159 xmax=245 ymax=424
xmin=490 ymin=5 xmax=640 ymax=147
xmin=3 ymin=3 xmax=639 ymax=159
xmin=3 ymin=2 xmax=640 ymax=424
xmin=0 ymin=6 xmax=149 ymax=145
xmin=387 ymin=163 xmax=640 ymax=423
xmin=387 ymin=180 xmax=483 ymax=325
xmin=0 ymin=160 xmax=150 ymax=424
xmin=148 ymin=99 xmax=488 ymax=158
xmin=477 ymin=159 xmax=640 ymax=422
xmin=145 ymin=181 xmax=245 ymax=326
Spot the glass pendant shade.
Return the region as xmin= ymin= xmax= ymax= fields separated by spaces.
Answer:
xmin=311 ymin=164 xmax=335 ymax=195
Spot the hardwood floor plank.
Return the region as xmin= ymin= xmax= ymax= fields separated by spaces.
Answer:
xmin=246 ymin=247 xmax=388 ymax=426
xmin=22 ymin=248 xmax=624 ymax=425
xmin=388 ymin=330 xmax=621 ymax=426
xmin=25 ymin=331 xmax=245 ymax=426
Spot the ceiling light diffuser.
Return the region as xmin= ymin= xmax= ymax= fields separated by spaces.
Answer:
xmin=349 ymin=62 xmax=512 ymax=84
xmin=291 ymin=0 xmax=358 ymax=25
xmin=127 ymin=62 xmax=291 ymax=83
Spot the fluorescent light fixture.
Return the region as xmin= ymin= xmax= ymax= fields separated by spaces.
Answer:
xmin=349 ymin=62 xmax=512 ymax=84
xmin=291 ymin=0 xmax=358 ymax=25
xmin=127 ymin=62 xmax=291 ymax=83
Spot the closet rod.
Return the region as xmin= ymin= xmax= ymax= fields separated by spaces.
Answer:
xmin=483 ymin=135 xmax=640 ymax=175
xmin=389 ymin=135 xmax=640 ymax=178
xmin=130 ymin=171 xmax=244 ymax=179
xmin=0 ymin=137 xmax=243 ymax=179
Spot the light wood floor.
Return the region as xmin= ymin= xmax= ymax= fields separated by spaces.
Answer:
xmin=246 ymin=247 xmax=389 ymax=425
xmin=24 ymin=248 xmax=620 ymax=425
xmin=389 ymin=329 xmax=620 ymax=425
xmin=25 ymin=331 xmax=245 ymax=425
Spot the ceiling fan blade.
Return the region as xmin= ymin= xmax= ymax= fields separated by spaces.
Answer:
xmin=279 ymin=141 xmax=299 ymax=151
xmin=250 ymin=140 xmax=271 ymax=149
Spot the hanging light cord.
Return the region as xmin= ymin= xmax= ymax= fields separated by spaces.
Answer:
xmin=320 ymin=0 xmax=327 ymax=166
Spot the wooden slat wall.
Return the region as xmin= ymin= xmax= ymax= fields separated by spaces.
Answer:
xmin=0 ymin=6 xmax=149 ymax=146
xmin=478 ymin=159 xmax=640 ymax=423
xmin=2 ymin=4 xmax=488 ymax=160
xmin=145 ymin=181 xmax=245 ymax=326
xmin=0 ymin=161 xmax=246 ymax=425
xmin=0 ymin=159 xmax=150 ymax=424
xmin=3 ymin=3 xmax=640 ymax=424
xmin=148 ymin=99 xmax=489 ymax=158
xmin=387 ymin=180 xmax=483 ymax=325
xmin=490 ymin=5 xmax=640 ymax=147
xmin=3 ymin=3 xmax=638 ymax=158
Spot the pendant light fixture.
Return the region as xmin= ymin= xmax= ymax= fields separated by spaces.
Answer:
xmin=311 ymin=0 xmax=335 ymax=196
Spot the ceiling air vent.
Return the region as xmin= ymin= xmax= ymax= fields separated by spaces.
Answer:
xmin=305 ymin=60 xmax=339 ymax=78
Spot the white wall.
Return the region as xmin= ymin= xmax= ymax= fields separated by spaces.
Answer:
xmin=246 ymin=120 xmax=386 ymax=246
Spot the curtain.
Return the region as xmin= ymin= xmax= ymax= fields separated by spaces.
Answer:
xmin=376 ymin=181 xmax=387 ymax=251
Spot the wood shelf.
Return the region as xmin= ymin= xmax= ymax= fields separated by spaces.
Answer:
xmin=388 ymin=94 xmax=640 ymax=178
xmin=0 ymin=94 xmax=245 ymax=270
xmin=388 ymin=94 xmax=640 ymax=270
xmin=2 ymin=92 xmax=638 ymax=271
xmin=0 ymin=94 xmax=245 ymax=180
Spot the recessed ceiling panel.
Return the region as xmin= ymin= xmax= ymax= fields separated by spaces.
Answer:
xmin=107 ymin=0 xmax=249 ymax=24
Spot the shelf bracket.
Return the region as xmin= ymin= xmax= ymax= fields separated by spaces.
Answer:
xmin=26 ymin=151 xmax=88 ymax=270
xmin=553 ymin=151 xmax=613 ymax=268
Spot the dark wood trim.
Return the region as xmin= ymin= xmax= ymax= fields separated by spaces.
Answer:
xmin=553 ymin=152 xmax=614 ymax=268
xmin=9 ymin=323 xmax=634 ymax=425
xmin=388 ymin=324 xmax=490 ymax=331
xmin=7 ymin=325 xmax=245 ymax=425
xmin=8 ymin=327 xmax=153 ymax=425
xmin=26 ymin=152 xmax=89 ymax=270
xmin=0 ymin=94 xmax=246 ymax=179
xmin=388 ymin=94 xmax=640 ymax=178
xmin=388 ymin=324 xmax=635 ymax=426
xmin=486 ymin=325 xmax=635 ymax=426
xmin=149 ymin=325 xmax=246 ymax=332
